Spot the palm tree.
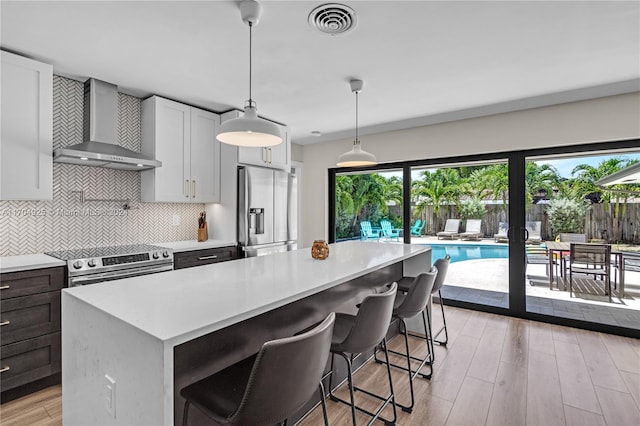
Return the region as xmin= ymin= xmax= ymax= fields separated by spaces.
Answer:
xmin=469 ymin=164 xmax=509 ymax=205
xmin=525 ymin=162 xmax=560 ymax=205
xmin=383 ymin=176 xmax=403 ymax=206
xmin=412 ymin=168 xmax=462 ymax=233
xmin=571 ymin=157 xmax=639 ymax=241
xmin=336 ymin=174 xmax=387 ymax=233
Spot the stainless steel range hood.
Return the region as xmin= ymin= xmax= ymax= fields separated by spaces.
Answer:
xmin=53 ymin=79 xmax=161 ymax=170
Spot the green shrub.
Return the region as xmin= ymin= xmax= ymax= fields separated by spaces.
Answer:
xmin=459 ymin=198 xmax=485 ymax=220
xmin=547 ymin=198 xmax=590 ymax=236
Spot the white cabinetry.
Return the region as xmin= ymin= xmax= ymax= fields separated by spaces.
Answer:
xmin=222 ymin=110 xmax=290 ymax=171
xmin=1 ymin=51 xmax=53 ymax=200
xmin=141 ymin=96 xmax=220 ymax=203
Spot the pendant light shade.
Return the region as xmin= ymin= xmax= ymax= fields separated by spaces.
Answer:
xmin=217 ymin=104 xmax=283 ymax=147
xmin=336 ymin=141 xmax=377 ymax=167
xmin=337 ymin=79 xmax=377 ymax=167
xmin=217 ymin=0 xmax=283 ymax=147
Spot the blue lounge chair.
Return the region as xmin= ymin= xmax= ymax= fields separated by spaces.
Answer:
xmin=359 ymin=221 xmax=379 ymax=240
xmin=410 ymin=219 xmax=425 ymax=236
xmin=380 ymin=219 xmax=400 ymax=241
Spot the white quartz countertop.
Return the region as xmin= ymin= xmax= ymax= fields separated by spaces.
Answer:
xmin=0 ymin=254 xmax=66 ymax=274
xmin=154 ymin=239 xmax=237 ymax=252
xmin=63 ymin=241 xmax=429 ymax=345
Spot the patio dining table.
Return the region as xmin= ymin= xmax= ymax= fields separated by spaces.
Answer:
xmin=544 ymin=241 xmax=624 ymax=297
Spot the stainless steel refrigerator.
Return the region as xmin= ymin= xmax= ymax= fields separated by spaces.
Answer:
xmin=238 ymin=166 xmax=297 ymax=257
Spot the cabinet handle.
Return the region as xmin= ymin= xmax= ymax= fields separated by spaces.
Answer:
xmin=0 ymin=366 xmax=9 ymax=373
xmin=192 ymin=180 xmax=196 ymax=198
xmin=263 ymin=147 xmax=268 ymax=163
xmin=198 ymin=255 xmax=218 ymax=260
xmin=0 ymin=320 xmax=9 ymax=327
xmin=0 ymin=285 xmax=9 ymax=290
xmin=268 ymin=148 xmax=272 ymax=164
xmin=185 ymin=179 xmax=190 ymax=198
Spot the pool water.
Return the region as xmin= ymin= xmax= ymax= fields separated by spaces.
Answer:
xmin=429 ymin=244 xmax=508 ymax=264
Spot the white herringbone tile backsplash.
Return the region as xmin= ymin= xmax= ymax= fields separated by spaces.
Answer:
xmin=0 ymin=76 xmax=205 ymax=256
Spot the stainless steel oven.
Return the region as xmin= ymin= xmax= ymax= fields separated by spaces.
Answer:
xmin=46 ymin=244 xmax=174 ymax=287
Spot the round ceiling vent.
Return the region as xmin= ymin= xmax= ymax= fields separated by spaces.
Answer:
xmin=308 ymin=3 xmax=357 ymax=36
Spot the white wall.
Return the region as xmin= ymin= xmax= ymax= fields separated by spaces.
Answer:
xmin=300 ymin=93 xmax=640 ymax=247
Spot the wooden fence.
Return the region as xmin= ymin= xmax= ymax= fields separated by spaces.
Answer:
xmin=410 ymin=202 xmax=640 ymax=243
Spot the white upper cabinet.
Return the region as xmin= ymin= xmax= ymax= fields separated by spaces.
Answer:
xmin=222 ymin=110 xmax=290 ymax=171
xmin=1 ymin=51 xmax=53 ymax=200
xmin=141 ymin=96 xmax=220 ymax=203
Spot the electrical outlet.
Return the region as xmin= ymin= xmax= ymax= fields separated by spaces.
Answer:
xmin=105 ymin=374 xmax=116 ymax=418
xmin=172 ymin=214 xmax=180 ymax=226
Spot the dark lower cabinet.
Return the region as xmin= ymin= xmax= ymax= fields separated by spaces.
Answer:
xmin=0 ymin=333 xmax=61 ymax=392
xmin=174 ymin=246 xmax=239 ymax=270
xmin=0 ymin=267 xmax=65 ymax=400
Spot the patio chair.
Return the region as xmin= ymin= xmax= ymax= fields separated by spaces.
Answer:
xmin=436 ymin=219 xmax=460 ymax=240
xmin=410 ymin=219 xmax=425 ymax=236
xmin=380 ymin=219 xmax=400 ymax=241
xmin=359 ymin=221 xmax=379 ymax=240
xmin=559 ymin=233 xmax=587 ymax=243
xmin=494 ymin=222 xmax=509 ymax=243
xmin=526 ymin=244 xmax=555 ymax=286
xmin=558 ymin=233 xmax=588 ymax=275
xmin=568 ymin=243 xmax=612 ymax=302
xmin=525 ymin=221 xmax=542 ymax=244
xmin=460 ymin=219 xmax=483 ymax=241
xmin=619 ymin=251 xmax=640 ymax=298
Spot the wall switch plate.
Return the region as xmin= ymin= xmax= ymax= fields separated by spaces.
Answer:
xmin=172 ymin=214 xmax=180 ymax=226
xmin=105 ymin=374 xmax=116 ymax=418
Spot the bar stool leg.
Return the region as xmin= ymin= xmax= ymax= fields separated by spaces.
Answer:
xmin=182 ymin=401 xmax=190 ymax=426
xmin=319 ymin=382 xmax=329 ymax=426
xmin=327 ymin=344 xmax=397 ymax=426
xmin=328 ymin=352 xmax=357 ymax=426
xmin=433 ymin=290 xmax=449 ymax=345
xmin=375 ymin=316 xmax=433 ymax=375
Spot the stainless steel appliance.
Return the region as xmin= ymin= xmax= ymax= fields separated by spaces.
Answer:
xmin=53 ymin=79 xmax=161 ymax=170
xmin=46 ymin=244 xmax=173 ymax=287
xmin=238 ymin=166 xmax=297 ymax=257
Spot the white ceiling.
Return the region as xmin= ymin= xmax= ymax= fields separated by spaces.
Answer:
xmin=2 ymin=1 xmax=638 ymax=145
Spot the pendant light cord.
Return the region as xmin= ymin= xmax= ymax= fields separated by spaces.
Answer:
xmin=248 ymin=21 xmax=254 ymax=107
xmin=354 ymin=90 xmax=359 ymax=145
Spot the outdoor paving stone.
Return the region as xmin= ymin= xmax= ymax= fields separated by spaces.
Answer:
xmin=413 ymin=240 xmax=640 ymax=331
xmin=556 ymin=311 xmax=586 ymax=321
xmin=538 ymin=307 xmax=555 ymax=315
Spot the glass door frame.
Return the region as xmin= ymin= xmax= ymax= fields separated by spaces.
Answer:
xmin=328 ymin=138 xmax=640 ymax=339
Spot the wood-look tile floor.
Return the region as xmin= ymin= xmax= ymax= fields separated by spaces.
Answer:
xmin=1 ymin=306 xmax=639 ymax=426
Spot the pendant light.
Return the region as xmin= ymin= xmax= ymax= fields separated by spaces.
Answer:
xmin=217 ymin=0 xmax=283 ymax=147
xmin=336 ymin=79 xmax=377 ymax=167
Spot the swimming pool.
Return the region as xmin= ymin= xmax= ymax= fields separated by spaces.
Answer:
xmin=428 ymin=244 xmax=508 ymax=264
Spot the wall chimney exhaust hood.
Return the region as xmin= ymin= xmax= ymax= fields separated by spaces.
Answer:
xmin=53 ymin=79 xmax=161 ymax=170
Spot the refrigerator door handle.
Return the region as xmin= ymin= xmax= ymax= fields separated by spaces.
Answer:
xmin=249 ymin=211 xmax=256 ymax=232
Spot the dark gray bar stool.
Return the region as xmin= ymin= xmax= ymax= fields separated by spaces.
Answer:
xmin=398 ymin=255 xmax=451 ymax=358
xmin=377 ymin=267 xmax=437 ymax=413
xmin=326 ymin=282 xmax=398 ymax=426
xmin=180 ymin=312 xmax=335 ymax=426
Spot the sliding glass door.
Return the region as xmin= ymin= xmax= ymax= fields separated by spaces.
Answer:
xmin=333 ymin=168 xmax=404 ymax=243
xmin=409 ymin=161 xmax=510 ymax=310
xmin=524 ymin=150 xmax=640 ymax=333
xmin=329 ymin=140 xmax=640 ymax=336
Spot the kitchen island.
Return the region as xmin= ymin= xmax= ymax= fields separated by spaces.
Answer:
xmin=62 ymin=241 xmax=431 ymax=425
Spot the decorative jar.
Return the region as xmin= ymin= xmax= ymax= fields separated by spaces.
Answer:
xmin=311 ymin=240 xmax=330 ymax=260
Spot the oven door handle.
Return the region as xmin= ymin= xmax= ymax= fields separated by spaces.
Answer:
xmin=68 ymin=263 xmax=173 ymax=286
